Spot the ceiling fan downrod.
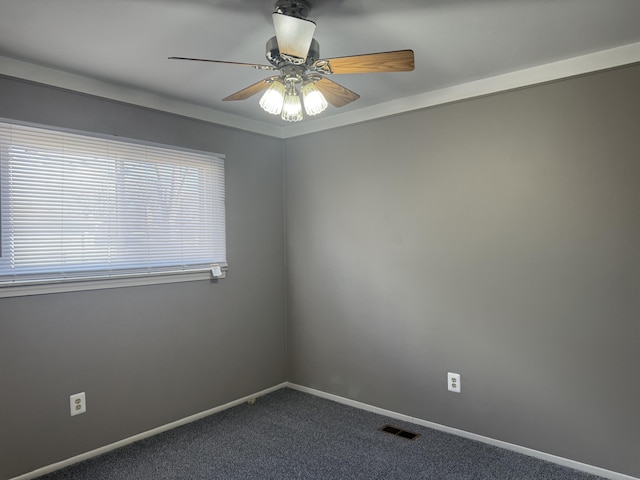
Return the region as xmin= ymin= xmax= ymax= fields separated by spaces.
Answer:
xmin=273 ymin=0 xmax=311 ymax=19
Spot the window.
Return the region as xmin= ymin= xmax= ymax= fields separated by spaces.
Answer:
xmin=0 ymin=120 xmax=226 ymax=296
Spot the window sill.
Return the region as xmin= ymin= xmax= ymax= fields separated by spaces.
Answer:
xmin=0 ymin=267 xmax=227 ymax=298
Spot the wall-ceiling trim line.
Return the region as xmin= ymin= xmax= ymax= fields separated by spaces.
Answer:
xmin=0 ymin=56 xmax=285 ymax=138
xmin=2 ymin=41 xmax=640 ymax=140
xmin=281 ymin=41 xmax=640 ymax=138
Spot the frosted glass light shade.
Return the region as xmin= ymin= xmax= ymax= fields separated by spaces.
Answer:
xmin=301 ymin=81 xmax=328 ymax=116
xmin=259 ymin=80 xmax=286 ymax=115
xmin=281 ymin=85 xmax=303 ymax=122
xmin=272 ymin=12 xmax=316 ymax=61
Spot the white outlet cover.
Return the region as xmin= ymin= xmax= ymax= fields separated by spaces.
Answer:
xmin=70 ymin=392 xmax=86 ymax=416
xmin=448 ymin=372 xmax=461 ymax=393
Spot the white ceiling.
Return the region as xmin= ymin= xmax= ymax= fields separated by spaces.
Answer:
xmin=1 ymin=0 xmax=640 ymax=137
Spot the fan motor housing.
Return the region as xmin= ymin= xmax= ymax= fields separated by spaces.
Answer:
xmin=266 ymin=36 xmax=319 ymax=69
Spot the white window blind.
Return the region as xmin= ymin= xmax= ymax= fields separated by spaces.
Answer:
xmin=0 ymin=121 xmax=226 ymax=288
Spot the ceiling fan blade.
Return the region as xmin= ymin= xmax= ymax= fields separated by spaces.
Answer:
xmin=315 ymin=77 xmax=360 ymax=108
xmin=168 ymin=57 xmax=276 ymax=71
xmin=312 ymin=49 xmax=415 ymax=75
xmin=223 ymin=76 xmax=280 ymax=101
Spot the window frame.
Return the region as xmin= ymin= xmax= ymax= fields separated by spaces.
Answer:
xmin=0 ymin=119 xmax=227 ymax=298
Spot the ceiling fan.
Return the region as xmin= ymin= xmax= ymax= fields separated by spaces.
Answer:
xmin=169 ymin=0 xmax=415 ymax=122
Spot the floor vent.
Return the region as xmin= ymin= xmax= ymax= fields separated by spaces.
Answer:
xmin=379 ymin=424 xmax=421 ymax=441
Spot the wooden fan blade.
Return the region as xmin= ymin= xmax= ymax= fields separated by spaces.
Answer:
xmin=168 ymin=57 xmax=276 ymax=71
xmin=223 ymin=77 xmax=279 ymax=101
xmin=315 ymin=77 xmax=360 ymax=108
xmin=312 ymin=49 xmax=414 ymax=75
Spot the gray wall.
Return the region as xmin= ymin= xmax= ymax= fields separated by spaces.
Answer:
xmin=285 ymin=64 xmax=640 ymax=477
xmin=2 ymin=63 xmax=640 ymax=479
xmin=0 ymin=77 xmax=286 ymax=479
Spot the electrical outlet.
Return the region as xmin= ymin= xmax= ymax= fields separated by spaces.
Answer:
xmin=448 ymin=372 xmax=461 ymax=393
xmin=70 ymin=392 xmax=86 ymax=416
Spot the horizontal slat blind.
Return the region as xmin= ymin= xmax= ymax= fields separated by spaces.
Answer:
xmin=0 ymin=121 xmax=225 ymax=285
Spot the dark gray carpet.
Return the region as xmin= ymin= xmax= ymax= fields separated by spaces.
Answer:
xmin=36 ymin=388 xmax=605 ymax=479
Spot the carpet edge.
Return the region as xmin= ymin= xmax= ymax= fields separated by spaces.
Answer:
xmin=285 ymin=382 xmax=638 ymax=480
xmin=10 ymin=383 xmax=289 ymax=480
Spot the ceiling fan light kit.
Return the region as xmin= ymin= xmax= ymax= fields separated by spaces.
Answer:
xmin=169 ymin=0 xmax=414 ymax=122
xmin=259 ymin=75 xmax=327 ymax=121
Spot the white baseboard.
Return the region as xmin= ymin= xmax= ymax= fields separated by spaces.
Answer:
xmin=12 ymin=381 xmax=637 ymax=480
xmin=10 ymin=383 xmax=287 ymax=480
xmin=286 ymin=382 xmax=638 ymax=480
